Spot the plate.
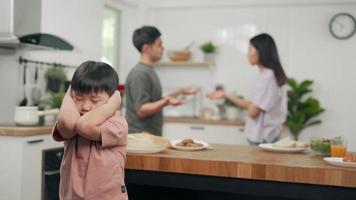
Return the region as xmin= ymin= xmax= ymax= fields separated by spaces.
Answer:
xmin=258 ymin=143 xmax=307 ymax=153
xmin=171 ymin=139 xmax=208 ymax=151
xmin=323 ymin=157 xmax=356 ymax=168
xmin=127 ymin=146 xmax=166 ymax=154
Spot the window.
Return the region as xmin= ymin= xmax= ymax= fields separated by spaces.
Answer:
xmin=101 ymin=7 xmax=121 ymax=69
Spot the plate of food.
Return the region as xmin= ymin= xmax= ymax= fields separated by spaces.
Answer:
xmin=324 ymin=153 xmax=356 ymax=168
xmin=258 ymin=137 xmax=308 ymax=153
xmin=127 ymin=132 xmax=170 ymax=154
xmin=127 ymin=146 xmax=166 ymax=154
xmin=171 ymin=139 xmax=209 ymax=151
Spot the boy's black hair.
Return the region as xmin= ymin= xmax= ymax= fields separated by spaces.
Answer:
xmin=71 ymin=61 xmax=118 ymax=96
xmin=133 ymin=26 xmax=161 ymax=52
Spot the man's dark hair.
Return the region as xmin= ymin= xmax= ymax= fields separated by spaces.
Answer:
xmin=71 ymin=61 xmax=118 ymax=96
xmin=133 ymin=26 xmax=161 ymax=52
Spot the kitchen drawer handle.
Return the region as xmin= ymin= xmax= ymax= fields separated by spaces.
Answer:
xmin=190 ymin=126 xmax=205 ymax=130
xmin=27 ymin=139 xmax=44 ymax=144
xmin=44 ymin=170 xmax=60 ymax=176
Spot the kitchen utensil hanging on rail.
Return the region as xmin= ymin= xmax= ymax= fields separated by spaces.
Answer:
xmin=19 ymin=60 xmax=28 ymax=106
xmin=31 ymin=63 xmax=42 ymax=106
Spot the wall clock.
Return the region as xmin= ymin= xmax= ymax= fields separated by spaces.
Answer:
xmin=329 ymin=13 xmax=356 ymax=40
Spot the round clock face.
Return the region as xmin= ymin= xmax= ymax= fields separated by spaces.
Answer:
xmin=329 ymin=13 xmax=356 ymax=39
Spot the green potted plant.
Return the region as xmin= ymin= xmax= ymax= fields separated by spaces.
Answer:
xmin=51 ymin=92 xmax=65 ymax=108
xmin=223 ymin=94 xmax=244 ymax=120
xmin=45 ymin=67 xmax=67 ymax=93
xmin=286 ymin=78 xmax=325 ymax=140
xmin=200 ymin=41 xmax=216 ymax=63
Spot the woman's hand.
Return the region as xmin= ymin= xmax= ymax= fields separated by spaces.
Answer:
xmin=206 ymin=90 xmax=226 ymax=100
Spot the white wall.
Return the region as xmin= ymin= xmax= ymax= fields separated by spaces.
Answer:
xmin=0 ymin=0 xmax=102 ymax=124
xmin=131 ymin=0 xmax=356 ymax=149
xmin=0 ymin=0 xmax=355 ymax=150
xmin=0 ymin=0 xmax=140 ymax=124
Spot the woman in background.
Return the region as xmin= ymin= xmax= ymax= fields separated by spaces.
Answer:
xmin=208 ymin=33 xmax=287 ymax=145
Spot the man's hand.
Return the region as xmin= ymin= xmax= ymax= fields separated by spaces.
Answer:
xmin=206 ymin=90 xmax=226 ymax=100
xmin=182 ymin=87 xmax=200 ymax=95
xmin=165 ymin=96 xmax=186 ymax=106
xmin=168 ymin=87 xmax=199 ymax=98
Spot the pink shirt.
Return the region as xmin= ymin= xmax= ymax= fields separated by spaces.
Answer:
xmin=52 ymin=115 xmax=128 ymax=200
xmin=245 ymin=68 xmax=287 ymax=143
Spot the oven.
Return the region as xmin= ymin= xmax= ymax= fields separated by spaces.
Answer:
xmin=42 ymin=147 xmax=63 ymax=200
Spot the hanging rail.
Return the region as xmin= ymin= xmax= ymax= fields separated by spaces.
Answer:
xmin=18 ymin=56 xmax=77 ymax=68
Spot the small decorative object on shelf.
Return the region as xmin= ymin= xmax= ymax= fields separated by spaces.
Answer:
xmin=200 ymin=41 xmax=217 ymax=63
xmin=167 ymin=50 xmax=191 ymax=61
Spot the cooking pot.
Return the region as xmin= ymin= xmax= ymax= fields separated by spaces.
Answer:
xmin=14 ymin=106 xmax=59 ymax=126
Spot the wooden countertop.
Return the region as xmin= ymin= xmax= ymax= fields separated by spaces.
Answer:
xmin=0 ymin=116 xmax=243 ymax=136
xmin=0 ymin=125 xmax=53 ymax=136
xmin=126 ymin=144 xmax=356 ymax=188
xmin=164 ymin=116 xmax=244 ymax=126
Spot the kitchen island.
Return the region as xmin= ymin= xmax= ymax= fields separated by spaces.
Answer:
xmin=125 ymin=144 xmax=356 ymax=200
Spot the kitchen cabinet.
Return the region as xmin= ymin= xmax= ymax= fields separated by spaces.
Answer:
xmin=0 ymin=134 xmax=63 ymax=200
xmin=0 ymin=0 xmax=42 ymax=35
xmin=163 ymin=121 xmax=247 ymax=145
xmin=0 ymin=0 xmax=12 ymax=33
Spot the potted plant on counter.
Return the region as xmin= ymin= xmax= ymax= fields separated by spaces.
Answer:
xmin=45 ymin=67 xmax=67 ymax=93
xmin=224 ymin=94 xmax=244 ymax=120
xmin=200 ymin=41 xmax=216 ymax=63
xmin=286 ymin=78 xmax=325 ymax=140
xmin=51 ymin=92 xmax=65 ymax=108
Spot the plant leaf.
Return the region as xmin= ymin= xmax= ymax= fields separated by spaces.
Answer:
xmin=286 ymin=78 xmax=324 ymax=139
xmin=287 ymin=78 xmax=298 ymax=91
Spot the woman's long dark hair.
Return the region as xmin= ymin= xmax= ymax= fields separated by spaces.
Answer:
xmin=250 ymin=33 xmax=287 ymax=86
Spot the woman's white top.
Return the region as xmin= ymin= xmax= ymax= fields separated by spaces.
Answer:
xmin=245 ymin=68 xmax=287 ymax=143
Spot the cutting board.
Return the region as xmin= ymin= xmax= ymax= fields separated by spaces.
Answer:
xmin=0 ymin=125 xmax=54 ymax=137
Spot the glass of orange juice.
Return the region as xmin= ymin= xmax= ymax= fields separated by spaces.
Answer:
xmin=331 ymin=136 xmax=347 ymax=157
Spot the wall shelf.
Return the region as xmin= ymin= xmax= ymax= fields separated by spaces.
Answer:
xmin=156 ymin=61 xmax=210 ymax=67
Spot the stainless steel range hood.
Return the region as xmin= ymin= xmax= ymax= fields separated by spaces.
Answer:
xmin=0 ymin=0 xmax=74 ymax=51
xmin=0 ymin=32 xmax=74 ymax=51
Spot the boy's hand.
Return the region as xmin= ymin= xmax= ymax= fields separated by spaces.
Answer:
xmin=107 ymin=91 xmax=122 ymax=110
xmin=74 ymin=91 xmax=122 ymax=141
xmin=56 ymin=85 xmax=80 ymax=139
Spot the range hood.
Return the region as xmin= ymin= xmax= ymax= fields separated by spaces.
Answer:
xmin=0 ymin=0 xmax=74 ymax=51
xmin=0 ymin=32 xmax=74 ymax=51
